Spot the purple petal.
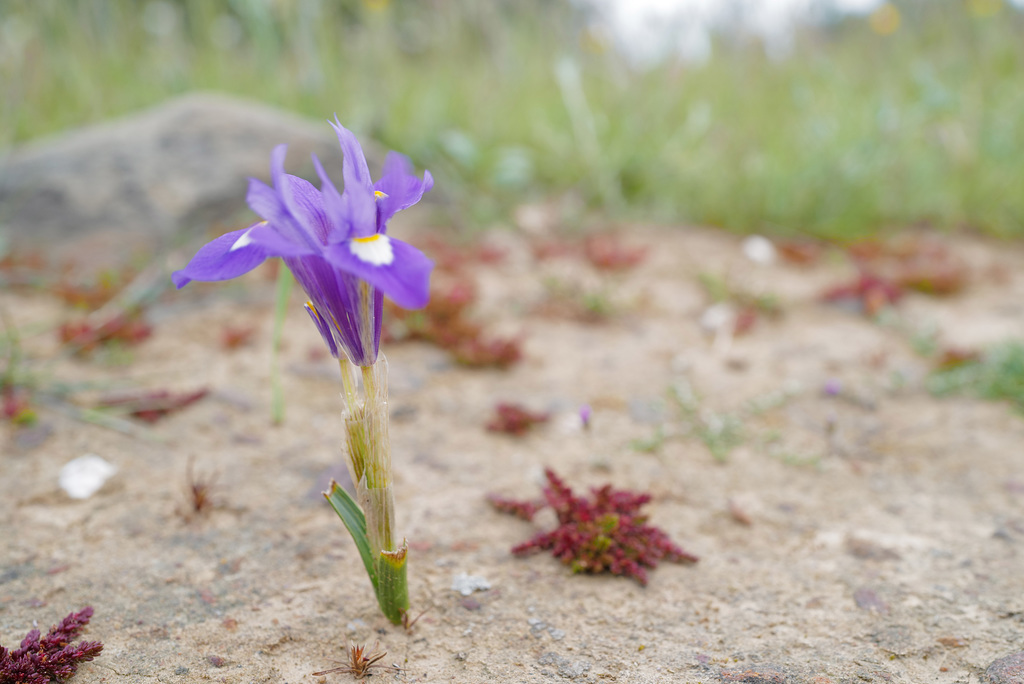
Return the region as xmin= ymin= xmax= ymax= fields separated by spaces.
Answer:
xmin=265 ymin=145 xmax=329 ymax=250
xmin=269 ymin=144 xmax=289 ymax=199
xmin=283 ymin=174 xmax=331 ymax=244
xmin=304 ymin=301 xmax=339 ymax=358
xmin=373 ymin=152 xmax=433 ymax=233
xmin=172 ymin=223 xmax=278 ymax=288
xmin=311 ymin=153 xmax=350 ymax=243
xmin=286 ymin=254 xmax=376 ymax=366
xmin=328 ymin=117 xmax=376 ymax=238
xmin=329 ymin=117 xmax=372 ymax=189
xmin=326 ymin=236 xmax=433 ymax=310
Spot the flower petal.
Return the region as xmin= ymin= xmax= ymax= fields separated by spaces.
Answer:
xmin=328 ymin=117 xmax=376 ymax=238
xmin=286 ymin=253 xmax=375 ymax=366
xmin=326 ymin=235 xmax=434 ymax=310
xmin=283 ymin=174 xmax=331 ymax=245
xmin=171 ymin=223 xmax=286 ymax=288
xmin=249 ymin=173 xmax=321 ymax=254
xmin=304 ymin=301 xmax=340 ymax=358
xmin=373 ymin=152 xmax=433 ymax=233
xmin=311 ymin=153 xmax=350 ymax=243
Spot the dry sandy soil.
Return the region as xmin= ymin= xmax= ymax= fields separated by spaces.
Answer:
xmin=2 ymin=224 xmax=1023 ymax=684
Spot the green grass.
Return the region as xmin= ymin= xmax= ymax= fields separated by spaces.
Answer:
xmin=3 ymin=0 xmax=1023 ymax=239
xmin=928 ymin=341 xmax=1024 ymax=412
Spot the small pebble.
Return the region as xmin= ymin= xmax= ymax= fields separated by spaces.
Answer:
xmin=59 ymin=454 xmax=117 ymax=499
xmin=853 ymin=587 xmax=889 ymax=615
xmin=719 ymin=664 xmax=789 ymax=683
xmin=742 ymin=235 xmax=777 ymax=265
xmin=450 ymin=572 xmax=491 ymax=596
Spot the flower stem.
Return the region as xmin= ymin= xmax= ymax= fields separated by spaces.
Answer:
xmin=333 ymin=353 xmax=409 ymax=624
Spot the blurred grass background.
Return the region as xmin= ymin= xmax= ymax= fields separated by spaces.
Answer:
xmin=1 ymin=0 xmax=1022 ymax=240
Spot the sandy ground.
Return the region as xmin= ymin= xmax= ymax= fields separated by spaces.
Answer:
xmin=2 ymin=225 xmax=1023 ymax=684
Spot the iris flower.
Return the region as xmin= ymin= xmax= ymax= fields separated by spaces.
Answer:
xmin=172 ymin=118 xmax=434 ymax=367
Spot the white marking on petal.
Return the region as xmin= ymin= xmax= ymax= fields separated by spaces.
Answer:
xmin=349 ymin=234 xmax=394 ymax=266
xmin=229 ymin=228 xmax=255 ymax=252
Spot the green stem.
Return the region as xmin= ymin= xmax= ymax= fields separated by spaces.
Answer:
xmin=270 ymin=265 xmax=294 ymax=424
xmin=332 ymin=353 xmax=409 ymax=625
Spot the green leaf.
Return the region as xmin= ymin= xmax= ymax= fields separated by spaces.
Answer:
xmin=324 ymin=480 xmax=377 ymax=588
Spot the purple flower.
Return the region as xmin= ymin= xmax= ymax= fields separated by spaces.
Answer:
xmin=172 ymin=118 xmax=434 ymax=366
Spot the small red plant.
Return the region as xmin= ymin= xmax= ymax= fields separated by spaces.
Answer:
xmin=220 ymin=325 xmax=257 ymax=350
xmin=583 ymin=234 xmax=648 ymax=271
xmin=182 ymin=456 xmax=220 ymax=518
xmin=2 ymin=386 xmax=36 ymax=425
xmin=52 ymin=266 xmax=137 ymax=310
xmin=312 ymin=640 xmax=398 ymax=680
xmin=58 ymin=314 xmax=153 ymax=353
xmin=95 ymin=388 xmax=208 ymax=423
xmin=844 ymin=234 xmax=968 ymax=296
xmin=0 ymin=606 xmax=103 ymax=684
xmin=776 ymin=239 xmax=824 ymax=265
xmin=821 ymin=272 xmax=903 ymax=316
xmin=486 ymin=403 xmax=550 ymax=436
xmin=934 ymin=347 xmax=981 ymax=371
xmin=386 ymin=277 xmax=522 ymax=369
xmin=489 ymin=469 xmax=698 ymax=585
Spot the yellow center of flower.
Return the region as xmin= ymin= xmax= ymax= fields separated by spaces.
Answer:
xmin=374 ymin=190 xmax=388 ymax=200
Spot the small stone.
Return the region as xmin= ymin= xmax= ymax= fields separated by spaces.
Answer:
xmin=742 ymin=235 xmax=777 ymax=265
xmin=936 ymin=636 xmax=967 ymax=648
xmin=454 ymin=652 xmax=467 ymax=661
xmin=459 ymin=597 xmax=482 ymax=611
xmin=537 ymin=652 xmax=591 ymax=679
xmin=174 ymin=666 xmax=189 ymax=675
xmin=548 ymin=628 xmax=566 ymax=641
xmin=59 ymin=454 xmax=117 ymax=499
xmin=853 ymin=587 xmax=889 ymax=614
xmin=719 ymin=665 xmax=789 ymax=683
xmin=986 ymin=652 xmax=1024 ymax=684
xmin=450 ymin=572 xmax=491 ymax=596
xmin=207 ymin=655 xmax=225 ymax=668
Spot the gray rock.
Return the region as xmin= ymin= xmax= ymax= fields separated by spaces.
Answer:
xmin=0 ymin=93 xmax=353 ymax=249
xmin=538 ymin=652 xmax=591 ymax=679
xmin=987 ymin=652 xmax=1024 ymax=684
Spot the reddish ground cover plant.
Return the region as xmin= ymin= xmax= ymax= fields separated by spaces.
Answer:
xmin=2 ymin=386 xmax=36 ymax=425
xmin=0 ymin=606 xmax=103 ymax=684
xmin=94 ymin=388 xmax=208 ymax=423
xmin=934 ymin=347 xmax=982 ymax=371
xmin=489 ymin=469 xmax=698 ymax=585
xmin=220 ymin=324 xmax=257 ymax=350
xmin=386 ymin=276 xmax=522 ymax=368
xmin=52 ymin=266 xmax=138 ymax=310
xmin=57 ymin=314 xmax=153 ymax=353
xmin=776 ymin=239 xmax=825 ymax=265
xmin=583 ymin=234 xmax=648 ymax=271
xmin=821 ymin=272 xmax=904 ymax=316
xmin=486 ymin=402 xmax=550 ymax=435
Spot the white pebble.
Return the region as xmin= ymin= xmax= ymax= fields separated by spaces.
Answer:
xmin=451 ymin=572 xmax=491 ymax=596
xmin=59 ymin=454 xmax=117 ymax=499
xmin=742 ymin=235 xmax=777 ymax=265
